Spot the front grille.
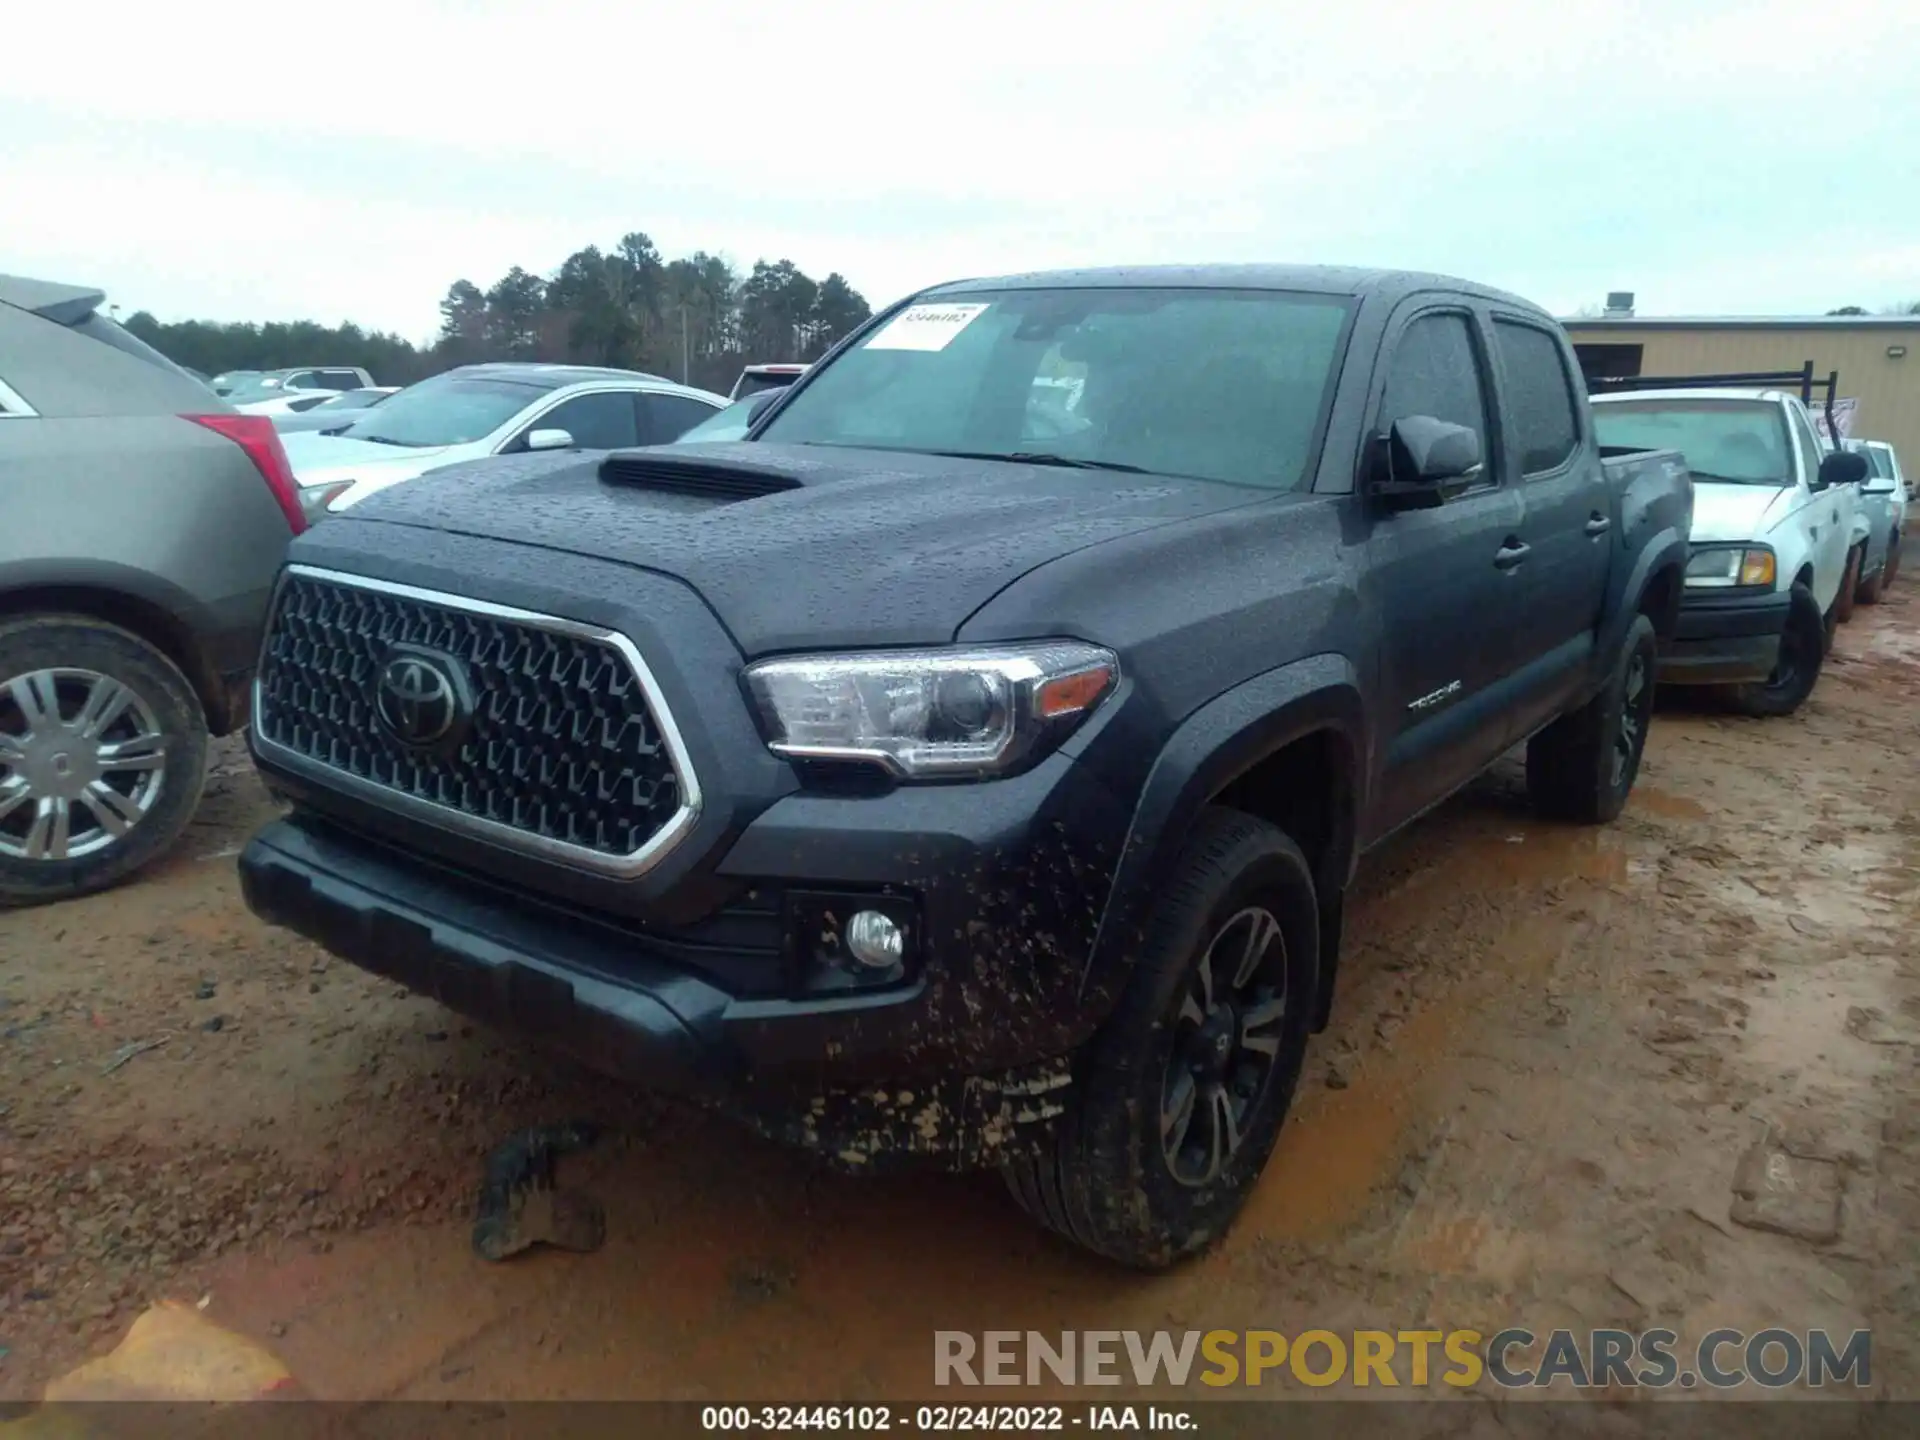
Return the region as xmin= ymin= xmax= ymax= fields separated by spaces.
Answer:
xmin=254 ymin=570 xmax=689 ymax=865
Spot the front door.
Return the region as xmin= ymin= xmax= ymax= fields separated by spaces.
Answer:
xmin=1788 ymin=402 xmax=1849 ymax=611
xmin=1365 ymin=305 xmax=1527 ymax=842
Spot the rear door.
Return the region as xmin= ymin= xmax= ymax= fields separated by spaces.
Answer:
xmin=1488 ymin=316 xmax=1611 ymax=739
xmin=1364 ymin=302 xmax=1527 ymax=841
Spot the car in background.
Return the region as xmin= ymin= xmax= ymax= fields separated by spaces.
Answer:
xmin=211 ymin=370 xmax=265 ymax=396
xmin=271 ymin=387 xmax=400 ymax=435
xmin=1845 ymin=438 xmax=1907 ymax=603
xmin=282 ymin=364 xmax=727 ymax=519
xmin=728 ymin=362 xmax=809 ymax=400
xmin=0 ymin=273 xmax=306 ymax=905
xmin=1591 ymin=384 xmax=1868 ymax=716
xmin=219 ymin=367 xmax=376 ymax=406
xmin=236 ymin=389 xmax=343 ymax=416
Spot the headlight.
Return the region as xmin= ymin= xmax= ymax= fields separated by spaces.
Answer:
xmin=742 ymin=641 xmax=1119 ymax=780
xmin=1685 ymin=545 xmax=1775 ymax=589
xmin=298 ymin=480 xmax=354 ymax=522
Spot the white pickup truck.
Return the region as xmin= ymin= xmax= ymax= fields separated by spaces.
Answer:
xmin=1590 ymin=376 xmax=1870 ymax=717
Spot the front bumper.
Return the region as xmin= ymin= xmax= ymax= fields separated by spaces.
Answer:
xmin=240 ymin=741 xmax=1132 ymax=1163
xmin=1657 ymin=588 xmax=1790 ymax=686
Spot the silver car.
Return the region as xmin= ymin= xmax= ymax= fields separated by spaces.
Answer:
xmin=1847 ymin=438 xmax=1908 ymax=602
xmin=284 ymin=364 xmax=728 ymax=518
xmin=1 ymin=274 xmax=303 ymax=904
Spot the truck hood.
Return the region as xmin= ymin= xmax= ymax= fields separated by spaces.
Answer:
xmin=282 ymin=433 xmax=456 ymax=487
xmin=338 ymin=442 xmax=1263 ymax=653
xmin=1688 ymin=481 xmax=1796 ymax=545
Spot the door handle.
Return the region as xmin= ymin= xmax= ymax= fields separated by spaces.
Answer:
xmin=1584 ymin=512 xmax=1611 ymax=536
xmin=1493 ymin=539 xmax=1531 ymax=570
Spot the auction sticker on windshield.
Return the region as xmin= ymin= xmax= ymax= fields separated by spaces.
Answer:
xmin=864 ymin=303 xmax=990 ymax=352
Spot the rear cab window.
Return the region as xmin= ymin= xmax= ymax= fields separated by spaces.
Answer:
xmin=1491 ymin=320 xmax=1580 ymax=475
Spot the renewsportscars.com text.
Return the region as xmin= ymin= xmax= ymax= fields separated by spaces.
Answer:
xmin=934 ymin=1328 xmax=1871 ymax=1391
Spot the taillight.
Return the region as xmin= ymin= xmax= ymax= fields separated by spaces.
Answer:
xmin=184 ymin=413 xmax=307 ymax=535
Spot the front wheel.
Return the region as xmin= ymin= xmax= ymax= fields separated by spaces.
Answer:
xmin=1834 ymin=547 xmax=1862 ymax=623
xmin=0 ymin=616 xmax=209 ymax=907
xmin=1001 ymin=808 xmax=1319 ymax=1269
xmin=1526 ymin=612 xmax=1658 ymax=824
xmin=1729 ymin=584 xmax=1824 ymax=718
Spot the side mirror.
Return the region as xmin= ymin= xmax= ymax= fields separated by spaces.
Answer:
xmin=525 ymin=428 xmax=575 ymax=452
xmin=1373 ymin=415 xmax=1483 ymax=510
xmin=1816 ymin=450 xmax=1868 ymax=491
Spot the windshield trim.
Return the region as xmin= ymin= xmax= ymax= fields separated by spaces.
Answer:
xmin=751 ymin=284 xmax=1359 ymax=495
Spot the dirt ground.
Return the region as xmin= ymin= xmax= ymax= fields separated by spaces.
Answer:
xmin=2 ymin=589 xmax=1916 ymax=1406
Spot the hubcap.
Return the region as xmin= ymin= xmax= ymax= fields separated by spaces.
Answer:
xmin=0 ymin=669 xmax=167 ymax=862
xmin=1160 ymin=906 xmax=1289 ymax=1188
xmin=1612 ymin=648 xmax=1650 ymax=789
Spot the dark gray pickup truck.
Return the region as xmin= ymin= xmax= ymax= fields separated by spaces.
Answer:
xmin=238 ymin=265 xmax=1692 ymax=1267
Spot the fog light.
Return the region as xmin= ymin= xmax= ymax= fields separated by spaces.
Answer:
xmin=845 ymin=909 xmax=904 ymax=970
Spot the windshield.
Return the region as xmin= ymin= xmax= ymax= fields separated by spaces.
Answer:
xmin=339 ymin=374 xmax=551 ymax=447
xmin=675 ymin=395 xmax=761 ymax=443
xmin=757 ymin=287 xmax=1353 ymax=490
xmin=1593 ymin=399 xmax=1792 ymax=486
xmin=1864 ymin=444 xmax=1895 ymax=481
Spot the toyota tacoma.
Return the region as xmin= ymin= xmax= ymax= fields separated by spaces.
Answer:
xmin=238 ymin=265 xmax=1692 ymax=1267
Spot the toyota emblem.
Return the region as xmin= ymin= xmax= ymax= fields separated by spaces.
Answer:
xmin=375 ymin=649 xmax=470 ymax=750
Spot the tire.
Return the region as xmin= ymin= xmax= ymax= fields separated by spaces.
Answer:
xmin=1001 ymin=808 xmax=1319 ymax=1269
xmin=1525 ymin=613 xmax=1657 ymax=825
xmin=1729 ymin=584 xmax=1825 ymax=718
xmin=0 ymin=616 xmax=209 ymax=907
xmin=1834 ymin=547 xmax=1861 ymax=624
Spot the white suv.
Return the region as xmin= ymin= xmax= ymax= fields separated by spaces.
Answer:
xmin=1592 ymin=386 xmax=1869 ymax=716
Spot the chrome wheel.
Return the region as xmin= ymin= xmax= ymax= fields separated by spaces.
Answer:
xmin=1160 ymin=906 xmax=1289 ymax=1188
xmin=1612 ymin=646 xmax=1650 ymax=790
xmin=0 ymin=669 xmax=168 ymax=862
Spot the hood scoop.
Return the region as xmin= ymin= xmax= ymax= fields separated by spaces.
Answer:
xmin=599 ymin=451 xmax=803 ymax=502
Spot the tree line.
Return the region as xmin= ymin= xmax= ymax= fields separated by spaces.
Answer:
xmin=123 ymin=233 xmax=875 ymax=395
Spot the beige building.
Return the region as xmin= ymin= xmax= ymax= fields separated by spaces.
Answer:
xmin=1561 ymin=311 xmax=1920 ymax=465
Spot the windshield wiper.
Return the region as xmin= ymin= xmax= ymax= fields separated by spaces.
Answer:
xmin=930 ymin=449 xmax=1152 ymax=473
xmin=353 ymin=434 xmax=420 ymax=448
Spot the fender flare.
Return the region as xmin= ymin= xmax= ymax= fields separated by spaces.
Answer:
xmin=1600 ymin=528 xmax=1689 ymax=658
xmin=0 ymin=558 xmax=227 ymax=723
xmin=1082 ymin=652 xmax=1368 ymax=1028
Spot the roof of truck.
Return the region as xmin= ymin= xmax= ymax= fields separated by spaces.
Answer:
xmin=918 ymin=264 xmax=1544 ymax=310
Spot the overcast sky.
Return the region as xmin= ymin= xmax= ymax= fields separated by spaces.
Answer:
xmin=6 ymin=0 xmax=1917 ymax=343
